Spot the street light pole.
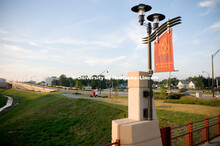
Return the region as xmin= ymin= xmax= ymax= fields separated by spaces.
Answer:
xmin=147 ymin=22 xmax=153 ymax=120
xmin=211 ymin=49 xmax=220 ymax=98
xmin=131 ymin=3 xmax=181 ymax=120
xmin=99 ymin=70 xmax=108 ymax=95
xmin=202 ymin=70 xmax=210 ymax=90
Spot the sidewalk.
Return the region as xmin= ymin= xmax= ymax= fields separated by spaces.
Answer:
xmin=0 ymin=95 xmax=13 ymax=112
xmin=202 ymin=137 xmax=220 ymax=146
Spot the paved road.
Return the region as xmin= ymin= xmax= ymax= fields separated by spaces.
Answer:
xmin=0 ymin=95 xmax=13 ymax=112
xmin=23 ymin=82 xmax=128 ymax=96
xmin=202 ymin=137 xmax=220 ymax=146
xmin=22 ymin=83 xmax=217 ymax=98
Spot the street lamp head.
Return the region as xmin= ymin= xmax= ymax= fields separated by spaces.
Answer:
xmin=131 ymin=4 xmax=152 ymax=25
xmin=147 ymin=13 xmax=165 ymax=30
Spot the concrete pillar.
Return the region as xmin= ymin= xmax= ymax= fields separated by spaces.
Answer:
xmin=112 ymin=71 xmax=162 ymax=146
xmin=128 ymin=71 xmax=157 ymax=121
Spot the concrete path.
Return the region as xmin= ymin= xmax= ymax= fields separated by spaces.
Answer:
xmin=61 ymin=93 xmax=128 ymax=101
xmin=202 ymin=137 xmax=220 ymax=146
xmin=0 ymin=95 xmax=13 ymax=112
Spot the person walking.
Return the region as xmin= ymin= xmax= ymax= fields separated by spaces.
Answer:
xmin=92 ymin=91 xmax=95 ymax=97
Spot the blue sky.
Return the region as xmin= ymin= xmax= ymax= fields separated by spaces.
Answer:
xmin=0 ymin=0 xmax=220 ymax=82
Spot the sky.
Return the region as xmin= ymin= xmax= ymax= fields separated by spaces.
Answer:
xmin=0 ymin=0 xmax=220 ymax=82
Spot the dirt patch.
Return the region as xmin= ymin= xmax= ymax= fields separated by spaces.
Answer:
xmin=101 ymin=99 xmax=220 ymax=117
xmin=155 ymin=101 xmax=220 ymax=116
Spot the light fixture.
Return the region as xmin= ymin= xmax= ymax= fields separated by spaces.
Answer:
xmin=147 ymin=13 xmax=165 ymax=30
xmin=131 ymin=4 xmax=152 ymax=25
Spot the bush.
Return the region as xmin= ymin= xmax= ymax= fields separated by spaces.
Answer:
xmin=167 ymin=93 xmax=185 ymax=99
xmin=153 ymin=92 xmax=185 ymax=100
xmin=153 ymin=92 xmax=161 ymax=99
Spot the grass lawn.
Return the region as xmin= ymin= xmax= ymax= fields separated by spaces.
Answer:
xmin=0 ymin=89 xmax=215 ymax=145
xmin=165 ymin=96 xmax=220 ymax=107
xmin=0 ymin=94 xmax=8 ymax=108
xmin=0 ymin=89 xmax=126 ymax=145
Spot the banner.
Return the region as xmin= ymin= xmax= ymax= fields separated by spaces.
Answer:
xmin=154 ymin=28 xmax=174 ymax=72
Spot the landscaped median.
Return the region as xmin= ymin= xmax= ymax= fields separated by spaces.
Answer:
xmin=0 ymin=88 xmax=216 ymax=145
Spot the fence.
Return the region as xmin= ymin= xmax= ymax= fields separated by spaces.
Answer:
xmin=105 ymin=115 xmax=220 ymax=146
xmin=161 ymin=114 xmax=220 ymax=146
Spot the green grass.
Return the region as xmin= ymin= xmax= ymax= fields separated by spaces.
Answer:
xmin=0 ymin=89 xmax=209 ymax=145
xmin=0 ymin=89 xmax=127 ymax=145
xmin=157 ymin=109 xmax=205 ymax=127
xmin=0 ymin=94 xmax=8 ymax=108
xmin=165 ymin=96 xmax=220 ymax=107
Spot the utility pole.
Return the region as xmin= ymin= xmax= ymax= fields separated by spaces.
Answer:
xmin=211 ymin=49 xmax=220 ymax=98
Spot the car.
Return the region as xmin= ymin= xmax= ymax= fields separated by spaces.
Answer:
xmin=178 ymin=88 xmax=187 ymax=92
xmin=216 ymin=94 xmax=220 ymax=98
xmin=186 ymin=93 xmax=194 ymax=96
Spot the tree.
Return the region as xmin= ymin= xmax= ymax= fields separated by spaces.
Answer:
xmin=75 ymin=79 xmax=83 ymax=89
xmin=59 ymin=74 xmax=68 ymax=86
xmin=91 ymin=75 xmax=99 ymax=89
xmin=51 ymin=79 xmax=59 ymax=86
xmin=68 ymin=77 xmax=75 ymax=87
xmin=195 ymin=75 xmax=205 ymax=89
xmin=160 ymin=84 xmax=167 ymax=98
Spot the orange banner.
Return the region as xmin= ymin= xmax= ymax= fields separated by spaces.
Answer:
xmin=154 ymin=29 xmax=174 ymax=73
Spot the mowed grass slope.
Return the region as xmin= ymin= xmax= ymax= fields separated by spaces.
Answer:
xmin=0 ymin=89 xmax=209 ymax=145
xmin=0 ymin=89 xmax=127 ymax=145
xmin=0 ymin=94 xmax=8 ymax=108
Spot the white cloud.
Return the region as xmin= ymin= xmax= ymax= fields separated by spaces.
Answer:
xmin=208 ymin=21 xmax=220 ymax=31
xmin=84 ymin=56 xmax=125 ymax=66
xmin=29 ymin=41 xmax=38 ymax=46
xmin=0 ymin=28 xmax=8 ymax=34
xmin=198 ymin=0 xmax=220 ymax=15
xmin=1 ymin=44 xmax=31 ymax=53
xmin=199 ymin=0 xmax=215 ymax=7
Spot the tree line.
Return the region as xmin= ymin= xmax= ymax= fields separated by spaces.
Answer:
xmin=154 ymin=75 xmax=220 ymax=90
xmin=51 ymin=74 xmax=126 ymax=90
xmin=52 ymin=74 xmax=219 ymax=90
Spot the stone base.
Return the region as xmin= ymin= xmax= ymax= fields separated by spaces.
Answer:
xmin=112 ymin=118 xmax=162 ymax=146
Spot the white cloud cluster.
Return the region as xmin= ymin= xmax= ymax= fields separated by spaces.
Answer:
xmin=198 ymin=0 xmax=220 ymax=8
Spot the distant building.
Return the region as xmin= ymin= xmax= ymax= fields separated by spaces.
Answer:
xmin=0 ymin=78 xmax=11 ymax=89
xmin=177 ymin=81 xmax=189 ymax=89
xmin=188 ymin=81 xmax=196 ymax=89
xmin=0 ymin=78 xmax=6 ymax=83
xmin=119 ymin=83 xmax=128 ymax=89
xmin=45 ymin=76 xmax=57 ymax=85
xmin=153 ymin=83 xmax=162 ymax=89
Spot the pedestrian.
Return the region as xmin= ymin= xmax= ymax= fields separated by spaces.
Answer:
xmin=93 ymin=91 xmax=95 ymax=97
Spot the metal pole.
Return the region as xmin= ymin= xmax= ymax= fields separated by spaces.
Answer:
xmin=100 ymin=75 xmax=102 ymax=95
xmin=212 ymin=55 xmax=214 ymax=98
xmin=147 ymin=22 xmax=152 ymax=120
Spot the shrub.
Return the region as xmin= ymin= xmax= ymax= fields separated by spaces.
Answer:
xmin=167 ymin=93 xmax=185 ymax=100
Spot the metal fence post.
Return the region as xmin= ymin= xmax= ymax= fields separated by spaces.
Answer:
xmin=160 ymin=127 xmax=171 ymax=146
xmin=185 ymin=121 xmax=193 ymax=146
xmin=203 ymin=117 xmax=210 ymax=143
xmin=215 ymin=114 xmax=220 ymax=136
xmin=115 ymin=139 xmax=120 ymax=146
